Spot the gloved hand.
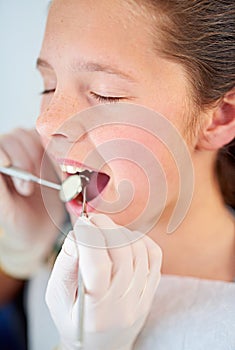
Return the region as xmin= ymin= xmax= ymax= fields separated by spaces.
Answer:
xmin=0 ymin=128 xmax=65 ymax=278
xmin=46 ymin=213 xmax=162 ymax=350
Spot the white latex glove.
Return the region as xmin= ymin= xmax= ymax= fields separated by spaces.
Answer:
xmin=46 ymin=213 xmax=162 ymax=350
xmin=0 ymin=128 xmax=65 ymax=278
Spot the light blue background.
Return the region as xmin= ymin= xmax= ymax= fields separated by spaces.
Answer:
xmin=0 ymin=1 xmax=49 ymax=133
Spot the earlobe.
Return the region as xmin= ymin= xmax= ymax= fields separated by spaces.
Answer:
xmin=197 ymin=89 xmax=235 ymax=151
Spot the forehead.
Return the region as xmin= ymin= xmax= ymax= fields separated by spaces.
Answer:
xmin=41 ymin=0 xmax=155 ymax=62
xmin=48 ymin=0 xmax=147 ymax=29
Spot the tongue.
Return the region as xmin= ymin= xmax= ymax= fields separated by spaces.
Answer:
xmin=85 ymin=171 xmax=110 ymax=202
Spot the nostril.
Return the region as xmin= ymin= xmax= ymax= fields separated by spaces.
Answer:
xmin=36 ymin=115 xmax=73 ymax=141
xmin=51 ymin=131 xmax=70 ymax=138
xmin=53 ymin=116 xmax=87 ymax=143
xmin=36 ymin=109 xmax=91 ymax=156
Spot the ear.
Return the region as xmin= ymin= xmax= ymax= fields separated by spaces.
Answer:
xmin=197 ymin=89 xmax=235 ymax=151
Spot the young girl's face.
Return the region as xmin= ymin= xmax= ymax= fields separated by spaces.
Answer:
xmin=37 ymin=0 xmax=196 ymax=229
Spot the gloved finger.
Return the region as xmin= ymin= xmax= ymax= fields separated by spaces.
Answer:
xmin=123 ymin=237 xmax=149 ymax=302
xmin=0 ymin=174 xmax=15 ymax=221
xmin=45 ymin=231 xmax=79 ymax=328
xmin=89 ymin=213 xmax=143 ymax=248
xmin=0 ymin=147 xmax=11 ymax=167
xmin=88 ymin=214 xmax=134 ymax=301
xmin=0 ymin=134 xmax=35 ymax=196
xmin=12 ymin=129 xmax=44 ymax=195
xmin=143 ymin=235 xmax=162 ymax=285
xmin=137 ymin=236 xmax=162 ymax=313
xmin=0 ymin=148 xmax=13 ymax=215
xmin=74 ymin=216 xmax=112 ymax=299
xmin=13 ymin=129 xmax=61 ymax=197
xmin=101 ymin=244 xmax=134 ymax=301
xmin=12 ymin=129 xmax=45 ymax=175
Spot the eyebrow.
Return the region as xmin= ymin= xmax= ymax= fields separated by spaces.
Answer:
xmin=36 ymin=57 xmax=136 ymax=83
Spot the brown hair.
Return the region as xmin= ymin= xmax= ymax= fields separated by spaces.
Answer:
xmin=134 ymin=0 xmax=235 ymax=208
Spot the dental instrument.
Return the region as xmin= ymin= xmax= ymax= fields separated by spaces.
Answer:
xmin=0 ymin=166 xmax=89 ymax=203
xmin=77 ymin=185 xmax=88 ymax=349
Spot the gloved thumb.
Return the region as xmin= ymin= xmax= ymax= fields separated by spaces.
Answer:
xmin=45 ymin=231 xmax=79 ymax=329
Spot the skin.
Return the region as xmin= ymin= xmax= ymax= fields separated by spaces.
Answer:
xmin=36 ymin=0 xmax=235 ymax=281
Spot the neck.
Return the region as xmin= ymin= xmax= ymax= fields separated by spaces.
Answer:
xmin=150 ymin=151 xmax=235 ymax=282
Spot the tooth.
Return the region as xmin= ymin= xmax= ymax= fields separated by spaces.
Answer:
xmin=75 ymin=167 xmax=85 ymax=172
xmin=66 ymin=165 xmax=78 ymax=174
xmin=60 ymin=164 xmax=67 ymax=172
xmin=60 ymin=164 xmax=93 ymax=174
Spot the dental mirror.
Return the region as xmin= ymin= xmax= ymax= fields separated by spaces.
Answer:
xmin=0 ymin=166 xmax=89 ymax=203
xmin=60 ymin=174 xmax=89 ymax=202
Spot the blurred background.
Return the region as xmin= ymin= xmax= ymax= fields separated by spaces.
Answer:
xmin=0 ymin=2 xmax=49 ymax=349
xmin=0 ymin=0 xmax=49 ymax=133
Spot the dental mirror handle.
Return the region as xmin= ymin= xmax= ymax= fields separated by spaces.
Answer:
xmin=0 ymin=166 xmax=62 ymax=191
xmin=77 ymin=186 xmax=88 ymax=349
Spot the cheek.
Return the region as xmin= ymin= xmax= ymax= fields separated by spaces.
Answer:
xmin=101 ymin=152 xmax=179 ymax=230
xmin=40 ymin=94 xmax=53 ymax=114
xmin=100 ymin=158 xmax=152 ymax=228
xmin=89 ymin=124 xmax=179 ymax=179
xmin=90 ymin=125 xmax=180 ymax=228
xmin=106 ymin=158 xmax=148 ymax=196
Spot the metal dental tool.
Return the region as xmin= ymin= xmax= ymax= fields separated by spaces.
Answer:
xmin=77 ymin=185 xmax=88 ymax=349
xmin=0 ymin=166 xmax=89 ymax=203
xmin=81 ymin=186 xmax=88 ymax=218
xmin=0 ymin=165 xmax=62 ymax=191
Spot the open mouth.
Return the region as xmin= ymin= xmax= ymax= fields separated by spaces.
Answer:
xmin=60 ymin=163 xmax=110 ymax=203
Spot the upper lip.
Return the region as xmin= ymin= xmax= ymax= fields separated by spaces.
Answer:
xmin=56 ymin=158 xmax=101 ymax=173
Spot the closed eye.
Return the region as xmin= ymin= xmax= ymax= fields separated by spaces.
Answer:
xmin=40 ymin=89 xmax=125 ymax=103
xmin=90 ymin=92 xmax=125 ymax=103
xmin=40 ymin=89 xmax=55 ymax=95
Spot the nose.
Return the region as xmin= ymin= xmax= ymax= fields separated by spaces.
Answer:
xmin=36 ymin=92 xmax=87 ymax=144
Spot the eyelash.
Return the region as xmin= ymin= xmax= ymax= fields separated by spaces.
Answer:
xmin=90 ymin=92 xmax=123 ymax=103
xmin=40 ymin=89 xmax=123 ymax=103
xmin=40 ymin=89 xmax=55 ymax=95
